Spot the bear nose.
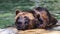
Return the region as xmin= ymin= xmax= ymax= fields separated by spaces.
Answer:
xmin=17 ymin=22 xmax=22 ymax=24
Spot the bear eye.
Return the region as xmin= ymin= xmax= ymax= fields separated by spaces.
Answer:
xmin=24 ymin=16 xmax=28 ymax=18
xmin=24 ymin=16 xmax=30 ymax=24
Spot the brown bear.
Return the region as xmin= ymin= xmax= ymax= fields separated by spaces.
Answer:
xmin=15 ymin=10 xmax=40 ymax=30
xmin=30 ymin=7 xmax=58 ymax=29
xmin=15 ymin=7 xmax=58 ymax=30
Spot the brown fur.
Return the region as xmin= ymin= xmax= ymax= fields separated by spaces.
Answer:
xmin=47 ymin=16 xmax=58 ymax=27
xmin=15 ymin=10 xmax=39 ymax=30
xmin=33 ymin=9 xmax=49 ymax=28
xmin=15 ymin=7 xmax=58 ymax=30
xmin=30 ymin=7 xmax=58 ymax=29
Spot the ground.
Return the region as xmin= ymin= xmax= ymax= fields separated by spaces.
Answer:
xmin=0 ymin=27 xmax=60 ymax=34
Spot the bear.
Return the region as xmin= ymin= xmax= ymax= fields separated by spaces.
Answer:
xmin=15 ymin=7 xmax=58 ymax=30
xmin=15 ymin=10 xmax=40 ymax=30
xmin=30 ymin=7 xmax=58 ymax=29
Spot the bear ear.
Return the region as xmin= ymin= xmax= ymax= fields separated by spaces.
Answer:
xmin=16 ymin=10 xmax=20 ymax=15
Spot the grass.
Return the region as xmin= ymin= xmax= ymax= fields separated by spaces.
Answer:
xmin=0 ymin=13 xmax=15 ymax=28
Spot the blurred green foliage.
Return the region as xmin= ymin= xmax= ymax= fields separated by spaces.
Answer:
xmin=0 ymin=0 xmax=60 ymax=28
xmin=0 ymin=0 xmax=34 ymax=12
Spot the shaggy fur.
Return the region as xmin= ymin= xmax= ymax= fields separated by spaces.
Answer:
xmin=15 ymin=7 xmax=58 ymax=30
xmin=15 ymin=10 xmax=40 ymax=30
xmin=30 ymin=7 xmax=58 ymax=29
